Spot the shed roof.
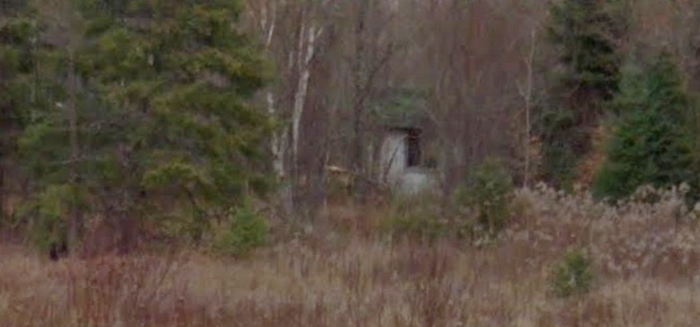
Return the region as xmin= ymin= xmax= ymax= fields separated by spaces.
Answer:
xmin=370 ymin=88 xmax=428 ymax=129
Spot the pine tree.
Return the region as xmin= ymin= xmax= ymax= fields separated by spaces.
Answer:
xmin=540 ymin=0 xmax=626 ymax=187
xmin=15 ymin=0 xmax=95 ymax=252
xmin=593 ymin=54 xmax=697 ymax=201
xmin=0 ymin=1 xmax=37 ymax=223
xmin=547 ymin=0 xmax=624 ymax=100
xmin=19 ymin=0 xmax=272 ymax=250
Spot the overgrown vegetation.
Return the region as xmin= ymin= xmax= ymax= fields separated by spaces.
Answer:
xmin=381 ymin=194 xmax=447 ymax=242
xmin=3 ymin=186 xmax=700 ymax=326
xmin=5 ymin=1 xmax=700 ymax=324
xmin=380 ymin=158 xmax=515 ymax=243
xmin=2 ymin=0 xmax=700 ymax=256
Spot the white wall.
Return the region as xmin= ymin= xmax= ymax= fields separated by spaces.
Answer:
xmin=397 ymin=168 xmax=438 ymax=195
xmin=379 ymin=131 xmax=407 ymax=185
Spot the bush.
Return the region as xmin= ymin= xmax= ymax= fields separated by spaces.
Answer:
xmin=213 ymin=205 xmax=268 ymax=257
xmin=457 ymin=158 xmax=514 ymax=237
xmin=17 ymin=184 xmax=84 ymax=252
xmin=538 ymin=107 xmax=586 ymax=189
xmin=551 ymin=249 xmax=594 ymax=298
xmin=381 ymin=194 xmax=448 ymax=242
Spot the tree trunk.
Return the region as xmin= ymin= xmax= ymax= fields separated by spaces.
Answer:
xmin=0 ymin=56 xmax=7 ymax=223
xmin=268 ymin=92 xmax=286 ymax=178
xmin=349 ymin=0 xmax=371 ymax=201
xmin=292 ymin=22 xmax=319 ymax=173
xmin=268 ymin=91 xmax=294 ymax=214
xmin=522 ymin=30 xmax=537 ymax=187
xmin=290 ymin=20 xmax=321 ymax=212
xmin=0 ymin=159 xmax=5 ymax=223
xmin=66 ymin=54 xmax=82 ymax=253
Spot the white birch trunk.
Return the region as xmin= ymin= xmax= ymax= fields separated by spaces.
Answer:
xmin=521 ymin=30 xmax=537 ymax=187
xmin=259 ymin=3 xmax=286 ymax=179
xmin=291 ymin=23 xmax=322 ymax=171
xmin=268 ymin=92 xmax=287 ymax=178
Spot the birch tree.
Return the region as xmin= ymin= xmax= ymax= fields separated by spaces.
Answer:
xmin=246 ymin=0 xmax=338 ymax=211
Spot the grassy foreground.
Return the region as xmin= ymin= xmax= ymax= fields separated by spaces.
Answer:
xmin=2 ymin=186 xmax=700 ymax=326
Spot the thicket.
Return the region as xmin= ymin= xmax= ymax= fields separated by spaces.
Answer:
xmin=382 ymin=158 xmax=514 ymax=244
xmin=538 ymin=0 xmax=700 ymax=207
xmin=5 ymin=0 xmax=700 ymax=257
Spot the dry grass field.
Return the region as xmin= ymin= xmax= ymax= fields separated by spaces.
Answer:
xmin=2 ymin=185 xmax=700 ymax=326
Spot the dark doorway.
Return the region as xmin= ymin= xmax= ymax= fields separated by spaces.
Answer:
xmin=406 ymin=128 xmax=421 ymax=167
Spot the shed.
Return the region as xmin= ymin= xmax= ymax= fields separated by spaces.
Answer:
xmin=372 ymin=88 xmax=437 ymax=193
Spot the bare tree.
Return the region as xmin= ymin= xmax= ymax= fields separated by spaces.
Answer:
xmin=401 ymin=0 xmax=546 ymax=192
xmin=245 ymin=0 xmax=550 ymax=204
xmin=246 ymin=0 xmax=341 ymax=212
xmin=517 ymin=29 xmax=538 ymax=187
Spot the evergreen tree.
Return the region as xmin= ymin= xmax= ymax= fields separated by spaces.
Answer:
xmin=547 ymin=0 xmax=624 ymax=99
xmin=19 ymin=0 xmax=272 ymax=250
xmin=0 ymin=1 xmax=37 ymax=222
xmin=593 ymin=54 xmax=697 ymax=201
xmin=540 ymin=0 xmax=626 ymax=187
xmin=17 ymin=0 xmax=93 ymax=252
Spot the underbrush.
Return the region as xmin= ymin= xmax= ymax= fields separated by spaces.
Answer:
xmin=3 ymin=184 xmax=700 ymax=326
xmin=381 ymin=158 xmax=515 ymax=245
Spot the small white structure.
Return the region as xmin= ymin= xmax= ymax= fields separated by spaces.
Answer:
xmin=379 ymin=129 xmax=409 ymax=185
xmin=397 ymin=167 xmax=438 ymax=195
xmin=379 ymin=127 xmax=436 ymax=194
xmin=373 ymin=88 xmax=437 ymax=195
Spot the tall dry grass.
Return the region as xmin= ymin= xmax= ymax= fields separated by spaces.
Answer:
xmin=2 ymin=186 xmax=700 ymax=326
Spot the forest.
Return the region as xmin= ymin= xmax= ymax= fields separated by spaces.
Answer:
xmin=3 ymin=0 xmax=700 ymax=325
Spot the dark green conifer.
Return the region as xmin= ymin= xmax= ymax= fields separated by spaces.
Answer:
xmin=19 ymin=0 xmax=272 ymax=247
xmin=0 ymin=1 xmax=38 ymax=223
xmin=540 ymin=0 xmax=627 ymax=187
xmin=593 ymin=54 xmax=698 ymax=201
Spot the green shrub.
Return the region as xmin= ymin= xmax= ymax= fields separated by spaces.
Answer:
xmin=17 ymin=184 xmax=84 ymax=251
xmin=213 ymin=206 xmax=268 ymax=257
xmin=457 ymin=158 xmax=514 ymax=237
xmin=538 ymin=107 xmax=585 ymax=190
xmin=383 ymin=212 xmax=447 ymax=242
xmin=381 ymin=194 xmax=448 ymax=242
xmin=551 ymin=249 xmax=594 ymax=298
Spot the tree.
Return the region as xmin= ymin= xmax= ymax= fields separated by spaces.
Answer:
xmin=245 ymin=0 xmax=339 ymax=213
xmin=20 ymin=0 xmax=272 ymax=251
xmin=0 ymin=0 xmax=37 ymax=223
xmin=547 ymin=0 xmax=624 ymax=100
xmin=593 ymin=54 xmax=697 ymax=201
xmin=245 ymin=0 xmax=395 ymax=210
xmin=540 ymin=0 xmax=626 ymax=187
xmin=411 ymin=0 xmax=542 ymax=193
